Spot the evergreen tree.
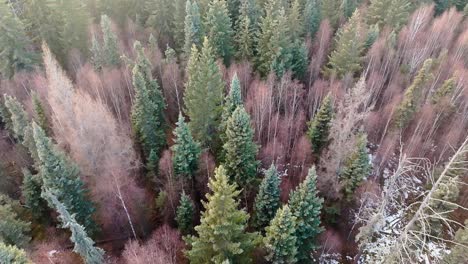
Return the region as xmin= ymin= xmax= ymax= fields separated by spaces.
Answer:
xmin=223 ymin=106 xmax=259 ymax=190
xmin=307 ymin=94 xmax=333 ymax=155
xmin=0 ymin=98 xmax=13 ymax=133
xmin=185 ymin=166 xmax=259 ymax=263
xmin=340 ymin=134 xmax=371 ymax=199
xmin=226 ymin=0 xmax=242 ymax=26
xmin=393 ymin=59 xmax=433 ymax=129
xmin=32 ymin=93 xmax=50 ymax=136
xmin=444 ymin=220 xmax=468 ymax=264
xmin=264 ymin=205 xmax=298 ymax=264
xmin=434 ymin=0 xmax=450 ymax=15
xmin=90 ymin=33 xmax=103 ymax=70
xmin=0 ymin=2 xmax=37 ymax=78
xmin=21 ymin=169 xmax=47 ymax=221
xmin=0 ymin=242 xmax=32 ymax=264
xmin=0 ymin=195 xmax=30 ymax=248
xmin=146 ymin=0 xmax=173 ymax=40
xmin=60 ymin=0 xmax=90 ymax=55
xmin=326 ymin=10 xmax=364 ymax=78
xmin=184 ymin=38 xmax=224 ymax=149
xmin=321 ymin=0 xmax=341 ymax=28
xmin=22 ymin=0 xmax=65 ymax=63
xmin=220 ymin=73 xmax=243 ymax=147
xmin=253 ymin=164 xmax=281 ymax=229
xmin=173 ymin=0 xmax=187 ymax=51
xmin=131 ymin=41 xmax=166 ymax=161
xmin=255 ymin=0 xmax=281 ymax=76
xmin=100 ymin=15 xmax=121 ymax=66
xmin=42 ymin=191 xmax=104 ymax=264
xmin=32 ymin=123 xmax=98 ymax=234
xmin=205 ymin=0 xmax=235 ymax=65
xmin=172 ymin=113 xmax=201 ymax=179
xmin=304 ymin=0 xmax=321 ymax=38
xmin=288 ymin=0 xmax=303 ymax=40
xmin=175 ymin=192 xmax=195 ymax=235
xmin=432 ymin=77 xmax=456 ymax=104
xmin=288 ymin=166 xmax=324 ymax=262
xmin=183 ymin=1 xmax=203 ymax=56
xmin=235 ymin=0 xmax=255 ymax=60
xmin=364 ymin=23 xmax=380 ymax=50
xmin=367 ymin=0 xmax=410 ymax=30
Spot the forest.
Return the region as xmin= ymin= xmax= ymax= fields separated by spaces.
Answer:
xmin=0 ymin=0 xmax=467 ymax=263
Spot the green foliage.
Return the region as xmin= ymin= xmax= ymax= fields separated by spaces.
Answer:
xmin=253 ymin=164 xmax=281 ymax=229
xmin=100 ymin=14 xmax=121 ymax=66
xmin=307 ymin=94 xmax=333 ymax=155
xmin=32 ymin=123 xmax=98 ymax=234
xmin=288 ymin=166 xmax=324 ymax=262
xmin=321 ymin=0 xmax=341 ymax=28
xmin=326 ymin=10 xmax=364 ymax=78
xmin=367 ymin=0 xmax=410 ymax=30
xmin=220 ymin=73 xmax=243 ymax=148
xmin=146 ymin=0 xmax=173 ymax=40
xmin=0 ymin=195 xmax=30 ymax=248
xmin=60 ymin=0 xmax=90 ymax=55
xmin=235 ymin=0 xmax=255 ymax=60
xmin=173 ymin=0 xmax=187 ymax=51
xmin=444 ymin=220 xmax=468 ymax=263
xmin=432 ymin=77 xmax=456 ymax=104
xmin=0 ymin=2 xmax=37 ymax=78
xmin=340 ymin=134 xmax=371 ymax=199
xmin=175 ymin=192 xmax=195 ymax=235
xmin=304 ymin=0 xmax=321 ymax=38
xmin=288 ymin=0 xmax=303 ymax=40
xmin=90 ymin=34 xmax=103 ymax=70
xmin=434 ymin=0 xmax=450 ymax=15
xmin=131 ymin=41 xmax=166 ymax=161
xmin=155 ymin=190 xmax=168 ymax=212
xmin=164 ymin=45 xmax=177 ymax=64
xmin=205 ymin=0 xmax=235 ymax=65
xmin=184 ymin=1 xmax=203 ymax=56
xmin=32 ymin=93 xmax=50 ymax=136
xmin=184 ymin=38 xmax=224 ymax=149
xmin=365 ymin=24 xmax=380 ymax=49
xmin=264 ymin=205 xmax=298 ymax=264
xmin=343 ymin=0 xmax=358 ymax=18
xmin=0 ymin=242 xmax=32 ymax=264
xmin=223 ymin=106 xmax=259 ymax=190
xmin=21 ymin=169 xmax=47 ymax=221
xmin=185 ymin=166 xmax=259 ymax=263
xmin=172 ymin=113 xmax=201 ymax=179
xmin=42 ymin=191 xmax=104 ymax=264
xmin=393 ymin=59 xmax=433 ymax=129
xmin=0 ymin=98 xmax=13 ymax=132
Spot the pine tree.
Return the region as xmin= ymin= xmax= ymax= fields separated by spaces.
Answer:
xmin=288 ymin=166 xmax=324 ymax=262
xmin=21 ymin=169 xmax=47 ymax=221
xmin=0 ymin=242 xmax=32 ymax=264
xmin=264 ymin=205 xmax=298 ymax=264
xmin=100 ymin=14 xmax=121 ymax=66
xmin=205 ymin=0 xmax=235 ymax=65
xmin=220 ymin=73 xmax=243 ymax=147
xmin=146 ymin=0 xmax=173 ymax=40
xmin=304 ymin=0 xmax=321 ymax=38
xmin=42 ymin=191 xmax=104 ymax=264
xmin=326 ymin=10 xmax=364 ymax=78
xmin=60 ymin=0 xmax=91 ymax=55
xmin=32 ymin=123 xmax=98 ymax=234
xmin=32 ymin=93 xmax=50 ymax=136
xmin=185 ymin=166 xmax=259 ymax=263
xmin=307 ymin=94 xmax=333 ymax=155
xmin=172 ymin=113 xmax=201 ymax=179
xmin=253 ymin=164 xmax=281 ymax=229
xmin=367 ymin=0 xmax=410 ymax=30
xmin=393 ymin=59 xmax=433 ymax=129
xmin=223 ymin=106 xmax=259 ymax=190
xmin=175 ymin=192 xmax=195 ymax=235
xmin=184 ymin=38 xmax=224 ymax=149
xmin=0 ymin=195 xmax=30 ymax=248
xmin=444 ymin=220 xmax=468 ymax=263
xmin=0 ymin=1 xmax=37 ymax=78
xmin=183 ymin=1 xmax=203 ymax=56
xmin=131 ymin=41 xmax=166 ymax=161
xmin=340 ymin=134 xmax=371 ymax=199
xmin=235 ymin=0 xmax=255 ymax=60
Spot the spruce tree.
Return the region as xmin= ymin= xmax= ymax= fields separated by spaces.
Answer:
xmin=432 ymin=77 xmax=456 ymax=104
xmin=175 ymin=192 xmax=195 ymax=235
xmin=146 ymin=0 xmax=173 ymax=40
xmin=0 ymin=1 xmax=37 ymax=78
xmin=0 ymin=195 xmax=30 ymax=248
xmin=220 ymin=73 xmax=243 ymax=147
xmin=183 ymin=1 xmax=203 ymax=56
xmin=131 ymin=41 xmax=166 ymax=161
xmin=223 ymin=106 xmax=259 ymax=190
xmin=21 ymin=169 xmax=47 ymax=221
xmin=393 ymin=59 xmax=433 ymax=129
xmin=255 ymin=0 xmax=281 ymax=76
xmin=235 ymin=0 xmax=255 ymax=60
xmin=326 ymin=10 xmax=364 ymax=78
xmin=205 ymin=0 xmax=235 ymax=65
xmin=185 ymin=166 xmax=259 ymax=263
xmin=340 ymin=134 xmax=371 ymax=199
xmin=173 ymin=0 xmax=187 ymax=51
xmin=100 ymin=14 xmax=121 ymax=66
xmin=184 ymin=38 xmax=224 ymax=149
xmin=42 ymin=191 xmax=104 ymax=264
xmin=320 ymin=0 xmax=341 ymax=28
xmin=253 ymin=164 xmax=281 ymax=229
xmin=264 ymin=205 xmax=298 ymax=264
xmin=307 ymin=94 xmax=333 ymax=155
xmin=0 ymin=98 xmax=12 ymax=131
xmin=367 ymin=0 xmax=410 ymax=30
xmin=90 ymin=33 xmax=103 ymax=70
xmin=60 ymin=0 xmax=91 ymax=55
xmin=32 ymin=123 xmax=97 ymax=234
xmin=32 ymin=93 xmax=50 ymax=136
xmin=0 ymin=242 xmax=32 ymax=264
xmin=172 ymin=113 xmax=201 ymax=179
xmin=288 ymin=166 xmax=324 ymax=262
xmin=304 ymin=0 xmax=321 ymax=38
xmin=444 ymin=220 xmax=468 ymax=264
xmin=288 ymin=0 xmax=303 ymax=40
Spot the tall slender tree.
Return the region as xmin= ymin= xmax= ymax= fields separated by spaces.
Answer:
xmin=367 ymin=0 xmax=410 ymax=30
xmin=235 ymin=0 xmax=255 ymax=60
xmin=183 ymin=0 xmax=203 ymax=56
xmin=307 ymin=94 xmax=333 ymax=155
xmin=60 ymin=0 xmax=90 ymax=55
xmin=205 ymin=0 xmax=235 ymax=65
xmin=100 ymin=14 xmax=121 ymax=66
xmin=340 ymin=134 xmax=371 ymax=199
xmin=0 ymin=195 xmax=30 ymax=248
xmin=172 ymin=113 xmax=201 ymax=179
xmin=175 ymin=192 xmax=195 ymax=235
xmin=264 ymin=205 xmax=298 ymax=264
xmin=253 ymin=164 xmax=281 ymax=229
xmin=220 ymin=73 xmax=243 ymax=147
